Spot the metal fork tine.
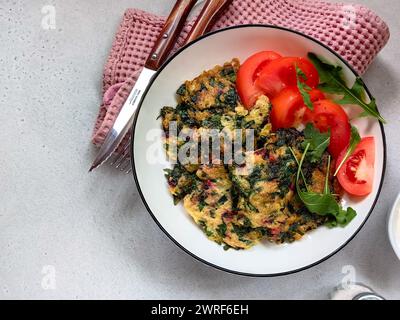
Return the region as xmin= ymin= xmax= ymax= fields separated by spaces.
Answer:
xmin=115 ymin=150 xmax=129 ymax=169
xmin=110 ymin=138 xmax=130 ymax=166
xmin=109 ymin=154 xmax=119 ymax=166
xmin=120 ymin=158 xmax=131 ymax=172
xmin=106 ymin=135 xmax=132 ymax=173
xmin=110 ymin=152 xmax=123 ymax=166
xmin=112 ymin=152 xmax=126 ymax=168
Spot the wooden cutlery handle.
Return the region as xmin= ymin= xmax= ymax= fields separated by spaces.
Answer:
xmin=145 ymin=0 xmax=197 ymax=70
xmin=184 ymin=0 xmax=232 ymax=44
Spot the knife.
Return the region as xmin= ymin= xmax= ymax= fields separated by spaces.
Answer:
xmin=90 ymin=0 xmax=197 ymax=172
xmin=90 ymin=0 xmax=232 ymax=172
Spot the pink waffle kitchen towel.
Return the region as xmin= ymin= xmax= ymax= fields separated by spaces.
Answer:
xmin=92 ymin=0 xmax=389 ymax=148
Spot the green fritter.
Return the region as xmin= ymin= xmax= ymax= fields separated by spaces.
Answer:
xmin=229 ymin=128 xmax=333 ymax=244
xmin=160 ymin=59 xmax=342 ymax=250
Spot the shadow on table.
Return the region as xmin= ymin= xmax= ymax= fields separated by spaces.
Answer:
xmin=364 ymin=56 xmax=399 ymax=111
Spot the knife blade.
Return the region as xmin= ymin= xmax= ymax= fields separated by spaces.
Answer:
xmin=89 ymin=67 xmax=155 ymax=172
xmin=90 ymin=0 xmax=197 ymax=172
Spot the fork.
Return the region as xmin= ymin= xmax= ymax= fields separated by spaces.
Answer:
xmin=109 ymin=135 xmax=133 ymax=173
xmin=110 ymin=0 xmax=232 ymax=173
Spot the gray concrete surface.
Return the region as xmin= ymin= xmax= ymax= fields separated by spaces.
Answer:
xmin=0 ymin=0 xmax=399 ymax=299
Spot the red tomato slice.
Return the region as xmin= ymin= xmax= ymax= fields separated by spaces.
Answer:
xmin=303 ymin=99 xmax=351 ymax=158
xmin=336 ymin=137 xmax=375 ymax=196
xmin=270 ymin=87 xmax=325 ymax=130
xmin=236 ymin=51 xmax=282 ymax=109
xmin=309 ymin=89 xmax=325 ymax=101
xmin=255 ymin=57 xmax=319 ymax=99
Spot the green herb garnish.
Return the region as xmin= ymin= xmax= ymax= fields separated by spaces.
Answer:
xmin=202 ymin=114 xmax=223 ymax=130
xmin=223 ymin=87 xmax=238 ymax=106
xmin=308 ymin=53 xmax=385 ymax=123
xmin=176 ymin=84 xmax=187 ymax=96
xmin=223 ymin=244 xmax=233 ymax=251
xmin=231 ymin=224 xmax=252 ymax=239
xmin=217 ymin=223 xmax=227 ymax=237
xmin=198 ymin=220 xmax=213 ymax=237
xmin=334 ymin=125 xmax=361 ymax=176
xmin=302 ymin=123 xmax=330 ymax=163
xmin=217 ymin=195 xmax=228 ymax=205
xmin=295 ymin=65 xmax=313 ymax=110
xmin=292 ymin=143 xmax=357 ymax=227
xmin=198 ymin=199 xmax=206 ymax=211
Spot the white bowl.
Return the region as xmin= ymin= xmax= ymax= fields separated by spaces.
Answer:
xmin=388 ymin=193 xmax=400 ymax=261
xmin=131 ymin=25 xmax=386 ymax=276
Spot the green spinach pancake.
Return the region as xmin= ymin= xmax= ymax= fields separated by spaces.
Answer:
xmin=159 ymin=59 xmax=342 ymax=250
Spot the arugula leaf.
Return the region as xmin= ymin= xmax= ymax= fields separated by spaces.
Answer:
xmin=295 ymin=65 xmax=313 ymax=110
xmin=308 ymin=53 xmax=386 ymax=123
xmin=302 ymin=123 xmax=330 ymax=163
xmin=324 ymin=155 xmax=331 ymax=195
xmin=326 ymin=207 xmax=357 ymax=228
xmin=294 ymin=143 xmax=357 ymax=227
xmin=334 ymin=126 xmax=361 ymax=176
xmin=289 ymin=147 xmax=309 ymax=192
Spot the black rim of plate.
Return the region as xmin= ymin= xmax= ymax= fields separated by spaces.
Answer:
xmin=130 ymin=24 xmax=387 ymax=277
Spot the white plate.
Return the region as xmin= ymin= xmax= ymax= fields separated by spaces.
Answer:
xmin=132 ymin=25 xmax=386 ymax=276
xmin=388 ymin=193 xmax=400 ymax=261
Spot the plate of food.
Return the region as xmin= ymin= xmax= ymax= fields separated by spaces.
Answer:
xmin=132 ymin=25 xmax=386 ymax=276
